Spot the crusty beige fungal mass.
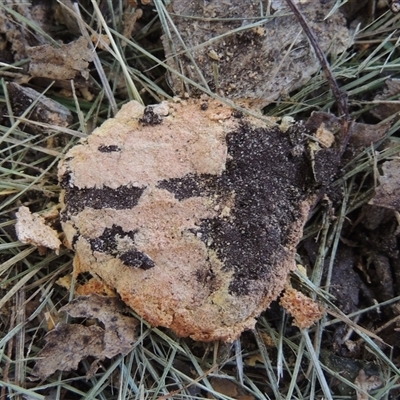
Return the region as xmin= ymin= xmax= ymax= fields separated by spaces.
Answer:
xmin=59 ymin=101 xmax=229 ymax=189
xmin=59 ymin=99 xmax=316 ymax=341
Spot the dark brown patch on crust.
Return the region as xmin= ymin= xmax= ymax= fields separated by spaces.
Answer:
xmin=59 ymin=171 xmax=72 ymax=188
xmin=118 ymin=250 xmax=155 ymax=269
xmin=223 ymin=124 xmax=312 ymax=294
xmin=313 ymin=148 xmax=340 ymax=187
xmin=98 ymin=145 xmax=121 ymax=153
xmin=232 ymin=110 xmax=243 ymax=119
xmin=88 ymin=225 xmax=154 ymax=270
xmin=89 ymin=225 xmax=136 ymax=254
xmin=157 ymin=174 xmax=217 ymax=200
xmin=62 ymin=185 xmax=145 ymax=216
xmin=139 ymin=106 xmax=162 ymax=125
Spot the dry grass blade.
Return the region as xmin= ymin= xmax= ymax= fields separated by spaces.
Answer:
xmin=90 ymin=0 xmax=143 ymax=106
xmin=72 ymin=2 xmax=119 ymax=116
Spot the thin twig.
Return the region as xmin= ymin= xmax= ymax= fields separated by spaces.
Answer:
xmin=284 ymin=0 xmax=351 ymax=152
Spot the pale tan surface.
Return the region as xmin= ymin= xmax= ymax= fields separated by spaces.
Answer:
xmin=60 ymin=100 xmax=230 ymax=190
xmin=16 ymin=206 xmax=61 ymax=252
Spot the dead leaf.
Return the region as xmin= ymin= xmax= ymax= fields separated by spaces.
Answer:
xmin=369 ymin=159 xmax=400 ymax=211
xmin=207 ymin=378 xmax=255 ymax=400
xmin=305 ymin=111 xmax=389 ymax=155
xmin=7 ymin=82 xmax=73 ymax=133
xmin=0 ymin=1 xmax=49 ymax=63
xmin=33 ymin=295 xmax=138 ymax=379
xmin=15 ymin=206 xmax=61 ymax=253
xmin=60 ymin=295 xmax=138 ymax=359
xmin=348 ymin=121 xmax=389 ymax=150
xmin=244 ymin=353 xmax=264 ymax=367
xmin=355 ymin=369 xmax=383 ymax=400
xmin=33 ymin=323 xmax=105 ymax=379
xmin=371 ymin=78 xmax=400 ymax=120
xmin=27 ymin=36 xmax=94 ymax=84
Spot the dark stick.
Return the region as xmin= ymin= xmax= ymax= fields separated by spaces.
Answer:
xmin=284 ymin=0 xmax=351 ymax=153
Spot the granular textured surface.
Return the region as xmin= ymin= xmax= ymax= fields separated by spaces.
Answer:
xmin=163 ymin=0 xmax=349 ymax=109
xmin=59 ymin=99 xmax=318 ymax=341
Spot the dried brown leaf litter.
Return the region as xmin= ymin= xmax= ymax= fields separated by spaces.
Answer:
xmin=355 ymin=369 xmax=383 ymax=400
xmin=33 ymin=295 xmax=138 ymax=379
xmin=6 ymin=82 xmax=73 ymax=132
xmin=58 ymin=98 xmax=344 ymax=341
xmin=369 ymin=159 xmax=400 ymax=211
xmin=27 ymin=37 xmax=94 ymax=86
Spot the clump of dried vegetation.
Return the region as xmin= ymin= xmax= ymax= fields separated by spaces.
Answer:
xmin=1 ymin=1 xmax=400 ymax=399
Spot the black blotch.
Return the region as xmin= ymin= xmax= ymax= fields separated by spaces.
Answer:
xmin=63 ymin=185 xmax=145 ymax=216
xmin=232 ymin=110 xmax=243 ymax=118
xmin=231 ymin=125 xmax=309 ymax=294
xmin=140 ymin=106 xmax=162 ymax=125
xmin=60 ymin=171 xmax=71 ymax=188
xmin=313 ymin=148 xmax=340 ymax=187
xmin=88 ymin=225 xmax=154 ymax=271
xmin=90 ymin=225 xmax=136 ymax=254
xmin=98 ymin=144 xmax=121 ymax=153
xmin=118 ymin=250 xmax=155 ymax=270
xmin=72 ymin=234 xmax=79 ymax=247
xmin=207 ymin=124 xmax=312 ymax=295
xmin=157 ymin=173 xmax=217 ymax=201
